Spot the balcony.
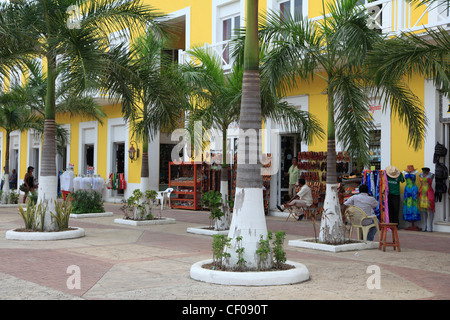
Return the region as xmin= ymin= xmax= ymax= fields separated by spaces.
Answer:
xmin=178 ymin=0 xmax=450 ymax=70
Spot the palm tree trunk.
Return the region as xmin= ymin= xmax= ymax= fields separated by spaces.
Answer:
xmin=224 ymin=0 xmax=272 ymax=271
xmin=215 ymin=128 xmax=231 ymax=231
xmin=319 ymin=87 xmax=345 ymax=244
xmin=140 ymin=135 xmax=150 ymax=192
xmin=38 ymin=52 xmax=58 ymax=231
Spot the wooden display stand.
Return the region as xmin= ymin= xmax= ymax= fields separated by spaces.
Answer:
xmin=169 ymin=162 xmax=202 ymax=210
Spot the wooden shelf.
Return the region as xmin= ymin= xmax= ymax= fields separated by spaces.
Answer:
xmin=168 ymin=162 xmax=202 ymax=210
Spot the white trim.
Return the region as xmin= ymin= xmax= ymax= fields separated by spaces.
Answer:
xmin=27 ymin=129 xmax=42 ymax=181
xmin=78 ymin=121 xmax=98 ymax=176
xmin=106 ymin=117 xmax=129 ymax=200
xmin=212 ymin=0 xmax=244 ymax=44
xmin=9 ymin=130 xmax=20 ymax=186
xmin=165 ymin=6 xmax=191 ymax=51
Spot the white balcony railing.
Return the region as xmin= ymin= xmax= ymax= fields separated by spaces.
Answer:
xmin=179 ymin=0 xmax=450 ymax=70
xmin=178 ymin=40 xmax=235 ymax=71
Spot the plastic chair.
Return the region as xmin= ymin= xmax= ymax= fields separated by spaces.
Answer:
xmin=345 ymin=205 xmax=379 ymax=241
xmin=155 ymin=188 xmax=173 ymax=210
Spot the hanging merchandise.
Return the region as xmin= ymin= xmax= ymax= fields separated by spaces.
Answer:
xmin=81 ymin=175 xmax=92 ymax=190
xmin=106 ymin=173 xmax=114 ymax=189
xmin=403 ymin=165 xmax=420 ymax=222
xmin=73 ymin=175 xmax=81 ymax=192
xmin=361 ymin=169 xmax=389 ymax=223
xmin=119 ymin=173 xmax=127 ymax=190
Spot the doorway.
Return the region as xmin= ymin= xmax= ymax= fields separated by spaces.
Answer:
xmin=278 ymin=134 xmax=301 ymax=205
xmin=113 ymin=142 xmax=125 ymax=195
xmin=84 ymin=144 xmax=94 ymax=174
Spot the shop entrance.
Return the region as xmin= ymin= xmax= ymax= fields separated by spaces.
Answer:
xmin=277 ymin=134 xmax=302 ymax=205
xmin=113 ymin=142 xmax=125 ymax=195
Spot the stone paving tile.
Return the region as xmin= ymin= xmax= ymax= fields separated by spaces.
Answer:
xmin=0 ymin=203 xmax=449 ymax=301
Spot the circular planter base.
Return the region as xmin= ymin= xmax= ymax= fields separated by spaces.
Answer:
xmin=186 ymin=226 xmax=229 ymax=236
xmin=114 ymin=217 xmax=176 ymax=226
xmin=70 ymin=212 xmax=114 ymax=219
xmin=5 ymin=227 xmax=85 ymax=241
xmin=288 ymin=238 xmax=379 ymax=252
xmin=190 ymin=259 xmax=309 ymax=286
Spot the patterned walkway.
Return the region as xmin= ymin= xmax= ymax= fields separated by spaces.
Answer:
xmin=0 ymin=202 xmax=449 ymax=302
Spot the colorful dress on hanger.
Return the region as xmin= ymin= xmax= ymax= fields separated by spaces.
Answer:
xmin=403 ymin=171 xmax=420 ymax=221
xmin=418 ymin=172 xmax=435 ymax=213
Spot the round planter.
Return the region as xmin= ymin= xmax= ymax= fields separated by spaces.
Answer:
xmin=5 ymin=227 xmax=85 ymax=241
xmin=186 ymin=226 xmax=229 ymax=236
xmin=190 ymin=259 xmax=309 ymax=286
xmin=288 ymin=238 xmax=379 ymax=252
xmin=70 ymin=212 xmax=114 ymax=219
xmin=114 ymin=217 xmax=176 ymax=226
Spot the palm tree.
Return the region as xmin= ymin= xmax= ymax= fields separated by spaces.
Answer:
xmin=181 ymin=47 xmax=323 ymax=231
xmin=257 ymin=0 xmax=426 ymax=244
xmin=216 ymin=0 xmax=271 ymax=270
xmin=0 ymin=87 xmax=40 ymax=203
xmin=0 ymin=0 xmax=165 ymax=231
xmin=124 ymin=30 xmax=188 ymax=192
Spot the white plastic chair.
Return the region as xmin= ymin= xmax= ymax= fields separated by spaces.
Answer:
xmin=155 ymin=188 xmax=173 ymax=210
xmin=345 ymin=205 xmax=379 ymax=241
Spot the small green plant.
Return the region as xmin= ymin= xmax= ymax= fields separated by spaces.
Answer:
xmin=201 ymin=190 xmax=225 ymax=227
xmin=211 ymin=234 xmax=231 ymax=269
xmin=256 ymin=232 xmax=273 ymax=271
xmin=71 ymin=190 xmax=104 ymax=214
xmin=18 ymin=201 xmax=47 ymax=231
xmin=272 ymin=231 xmax=287 ymax=269
xmin=121 ymin=189 xmax=157 ymax=220
xmin=8 ymin=190 xmax=19 ymax=204
xmin=51 ymin=200 xmax=72 ymax=230
xmin=235 ymin=236 xmax=247 ymax=271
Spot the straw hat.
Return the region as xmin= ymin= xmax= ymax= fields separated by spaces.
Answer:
xmin=385 ymin=166 xmax=400 ymax=178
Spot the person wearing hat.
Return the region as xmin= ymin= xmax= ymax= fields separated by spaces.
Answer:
xmin=418 ymin=167 xmax=435 ymax=232
xmin=385 ymin=166 xmax=405 ymax=225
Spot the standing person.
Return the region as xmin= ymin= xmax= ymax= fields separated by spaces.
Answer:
xmin=341 ymin=184 xmax=379 ymax=241
xmin=23 ymin=166 xmax=35 ymax=204
xmin=285 ymin=157 xmax=299 ymax=198
xmin=385 ymin=166 xmax=405 ymax=225
xmin=277 ymin=178 xmax=313 ymax=220
xmin=9 ymin=169 xmax=17 ymax=190
xmin=418 ymin=167 xmax=435 ymax=232
xmin=0 ymin=166 xmax=5 ymax=190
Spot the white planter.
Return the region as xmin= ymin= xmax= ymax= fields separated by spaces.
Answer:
xmin=5 ymin=227 xmax=85 ymax=241
xmin=114 ymin=217 xmax=176 ymax=226
xmin=69 ymin=212 xmax=114 ymax=219
xmin=288 ymin=238 xmax=379 ymax=252
xmin=186 ymin=226 xmax=229 ymax=236
xmin=190 ymin=259 xmax=309 ymax=286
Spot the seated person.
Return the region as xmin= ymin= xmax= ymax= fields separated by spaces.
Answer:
xmin=277 ymin=178 xmax=313 ymax=220
xmin=341 ymin=184 xmax=378 ymax=241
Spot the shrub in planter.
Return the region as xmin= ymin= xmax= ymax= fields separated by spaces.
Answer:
xmin=121 ymin=189 xmax=158 ymax=220
xmin=71 ymin=190 xmax=104 ymax=214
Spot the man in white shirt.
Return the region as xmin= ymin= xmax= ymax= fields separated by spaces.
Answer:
xmin=341 ymin=184 xmax=378 ymax=241
xmin=277 ymin=178 xmax=313 ymax=220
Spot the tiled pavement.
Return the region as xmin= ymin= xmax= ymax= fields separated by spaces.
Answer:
xmin=0 ymin=202 xmax=449 ymax=302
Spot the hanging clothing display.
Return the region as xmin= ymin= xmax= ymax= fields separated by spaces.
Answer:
xmin=402 ymin=168 xmax=420 ymax=221
xmin=361 ymin=170 xmax=389 ymax=222
xmin=418 ymin=170 xmax=435 ymax=213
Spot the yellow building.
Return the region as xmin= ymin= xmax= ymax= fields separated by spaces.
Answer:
xmin=1 ymin=0 xmax=450 ymax=232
